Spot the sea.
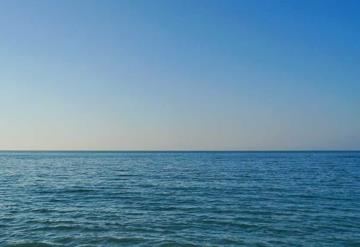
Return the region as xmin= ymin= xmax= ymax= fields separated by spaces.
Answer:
xmin=0 ymin=151 xmax=359 ymax=246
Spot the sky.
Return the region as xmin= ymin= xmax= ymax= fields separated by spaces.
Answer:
xmin=0 ymin=0 xmax=359 ymax=150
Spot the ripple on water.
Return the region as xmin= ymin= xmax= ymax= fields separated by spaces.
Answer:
xmin=1 ymin=151 xmax=360 ymax=246
xmin=6 ymin=242 xmax=54 ymax=247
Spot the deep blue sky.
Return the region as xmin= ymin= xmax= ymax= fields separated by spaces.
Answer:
xmin=1 ymin=0 xmax=359 ymax=150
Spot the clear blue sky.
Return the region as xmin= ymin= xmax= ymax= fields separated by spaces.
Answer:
xmin=1 ymin=0 xmax=359 ymax=150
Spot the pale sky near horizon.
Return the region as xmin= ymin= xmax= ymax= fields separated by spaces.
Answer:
xmin=1 ymin=0 xmax=360 ymax=150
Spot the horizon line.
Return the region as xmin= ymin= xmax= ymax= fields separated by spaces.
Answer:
xmin=0 ymin=149 xmax=359 ymax=152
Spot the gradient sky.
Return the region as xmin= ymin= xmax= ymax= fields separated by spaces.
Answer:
xmin=1 ymin=0 xmax=359 ymax=150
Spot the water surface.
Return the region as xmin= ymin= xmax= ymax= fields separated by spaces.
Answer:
xmin=1 ymin=151 xmax=359 ymax=246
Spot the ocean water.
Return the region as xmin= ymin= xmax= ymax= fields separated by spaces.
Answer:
xmin=0 ymin=151 xmax=359 ymax=247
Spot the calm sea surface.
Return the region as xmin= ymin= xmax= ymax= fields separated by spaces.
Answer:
xmin=0 ymin=151 xmax=359 ymax=246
